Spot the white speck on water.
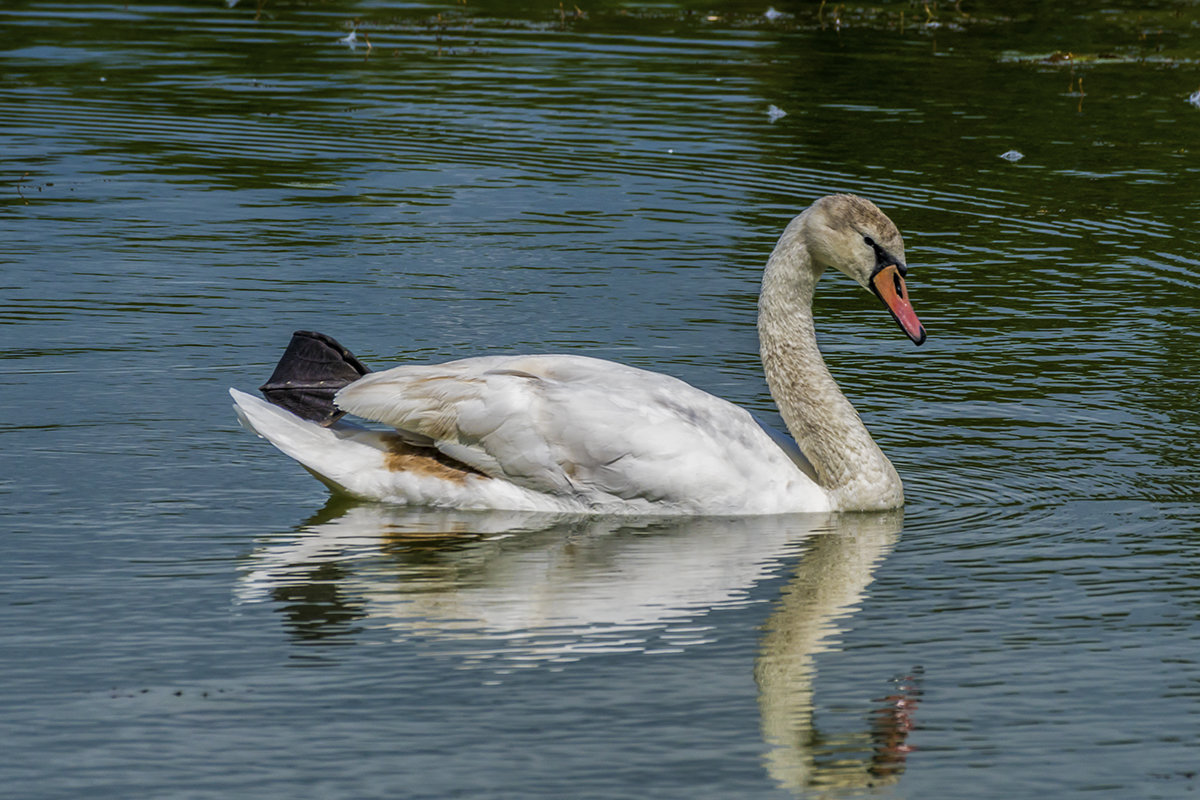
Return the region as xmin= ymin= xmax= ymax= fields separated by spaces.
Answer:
xmin=767 ymin=104 xmax=787 ymax=123
xmin=1188 ymin=90 xmax=1200 ymax=109
xmin=338 ymin=30 xmax=357 ymax=50
xmin=1000 ymin=149 xmax=1024 ymax=162
xmin=764 ymin=7 xmax=786 ymax=21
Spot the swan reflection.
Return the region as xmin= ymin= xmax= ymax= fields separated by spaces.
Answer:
xmin=755 ymin=511 xmax=919 ymax=794
xmin=239 ymin=502 xmax=914 ymax=794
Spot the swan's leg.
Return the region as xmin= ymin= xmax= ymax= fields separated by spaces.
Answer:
xmin=258 ymin=330 xmax=371 ymax=426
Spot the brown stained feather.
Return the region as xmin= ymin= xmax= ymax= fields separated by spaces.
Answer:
xmin=380 ymin=433 xmax=486 ymax=484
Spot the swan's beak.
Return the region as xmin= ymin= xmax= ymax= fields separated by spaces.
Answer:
xmin=870 ymin=264 xmax=926 ymax=345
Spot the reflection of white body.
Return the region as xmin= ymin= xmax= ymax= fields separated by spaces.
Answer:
xmin=231 ymin=195 xmax=925 ymax=514
xmin=240 ymin=507 xmax=826 ymax=659
xmin=240 ymin=506 xmax=906 ymax=795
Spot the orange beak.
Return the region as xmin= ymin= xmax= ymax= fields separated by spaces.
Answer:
xmin=870 ymin=264 xmax=926 ymax=345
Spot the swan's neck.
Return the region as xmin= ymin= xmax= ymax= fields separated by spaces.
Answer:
xmin=758 ymin=217 xmax=903 ymax=511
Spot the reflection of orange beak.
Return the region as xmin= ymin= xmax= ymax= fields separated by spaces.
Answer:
xmin=870 ymin=264 xmax=926 ymax=345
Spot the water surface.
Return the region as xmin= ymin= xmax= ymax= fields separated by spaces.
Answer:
xmin=4 ymin=1 xmax=1200 ymax=797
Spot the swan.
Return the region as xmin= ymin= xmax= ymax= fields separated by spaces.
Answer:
xmin=230 ymin=194 xmax=926 ymax=515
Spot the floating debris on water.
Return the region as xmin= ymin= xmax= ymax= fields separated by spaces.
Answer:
xmin=1189 ymin=89 xmax=1200 ymax=109
xmin=764 ymin=7 xmax=786 ymax=21
xmin=280 ymin=182 xmax=342 ymax=189
xmin=1000 ymin=50 xmax=1196 ymax=67
xmin=1000 ymin=150 xmax=1024 ymax=162
xmin=338 ymin=30 xmax=358 ymax=49
xmin=767 ymin=104 xmax=787 ymax=122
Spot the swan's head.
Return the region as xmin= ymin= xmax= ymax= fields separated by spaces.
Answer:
xmin=803 ymin=194 xmax=926 ymax=345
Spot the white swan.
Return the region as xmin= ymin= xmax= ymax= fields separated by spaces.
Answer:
xmin=230 ymin=194 xmax=926 ymax=515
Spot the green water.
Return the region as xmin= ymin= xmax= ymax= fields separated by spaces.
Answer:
xmin=4 ymin=1 xmax=1200 ymax=797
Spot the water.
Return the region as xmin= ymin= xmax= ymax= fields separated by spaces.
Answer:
xmin=4 ymin=1 xmax=1200 ymax=797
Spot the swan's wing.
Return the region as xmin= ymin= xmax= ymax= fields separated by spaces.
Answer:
xmin=335 ymin=354 xmax=812 ymax=510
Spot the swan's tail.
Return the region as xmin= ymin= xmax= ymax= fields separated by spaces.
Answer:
xmin=258 ymin=331 xmax=371 ymax=425
xmin=230 ymin=387 xmax=395 ymax=497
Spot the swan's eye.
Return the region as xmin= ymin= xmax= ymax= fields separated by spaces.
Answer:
xmin=863 ymin=236 xmax=875 ymax=247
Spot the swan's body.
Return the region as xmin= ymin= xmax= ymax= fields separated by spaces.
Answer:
xmin=231 ymin=355 xmax=825 ymax=515
xmin=231 ymin=194 xmax=925 ymax=515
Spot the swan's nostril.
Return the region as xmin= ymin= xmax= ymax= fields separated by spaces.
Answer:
xmin=893 ymin=272 xmax=905 ymax=297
